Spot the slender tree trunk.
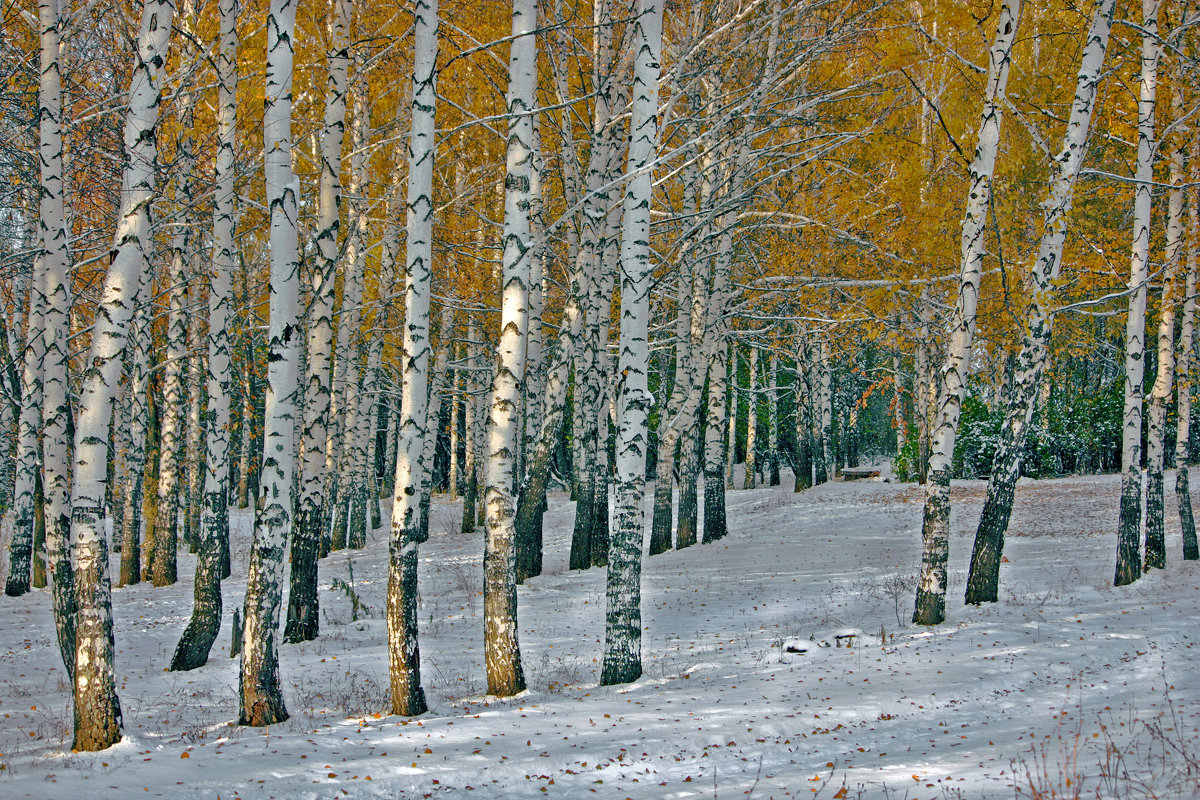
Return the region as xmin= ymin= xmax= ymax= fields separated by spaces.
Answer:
xmin=119 ymin=316 xmax=149 ymax=588
xmin=1178 ymin=141 xmax=1199 ymax=562
xmin=727 ymin=344 xmax=738 ymax=488
xmin=915 ymin=289 xmax=932 ymax=482
xmin=515 ymin=294 xmax=582 ymax=581
xmin=1115 ymin=0 xmax=1160 ymax=587
xmin=286 ymin=0 xmax=350 ymax=644
xmin=744 ymin=347 xmax=758 ymax=489
xmin=171 ymin=0 xmax=238 ymax=670
xmin=703 ymin=339 xmax=729 ymax=542
xmin=483 ymin=0 xmax=536 ymax=698
xmin=152 ymin=70 xmax=197 ymax=588
xmin=768 ymin=353 xmax=780 ymax=486
xmin=461 ymin=318 xmax=479 ymax=533
xmin=794 ymin=340 xmax=812 ymax=491
xmin=387 ymin=0 xmax=437 ymax=716
xmin=6 ymin=265 xmax=43 ymax=597
xmin=602 ymin=0 xmax=662 ymax=687
xmin=1144 ymin=73 xmax=1185 ymax=573
xmin=964 ymin=0 xmax=1115 ymax=605
xmin=913 ymin=0 xmax=1020 ymax=625
xmin=239 ymin=0 xmax=300 ymax=727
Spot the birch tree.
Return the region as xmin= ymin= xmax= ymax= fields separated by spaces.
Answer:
xmin=239 ymin=0 xmax=300 ymax=727
xmin=1114 ymin=0 xmax=1161 ymax=587
xmin=171 ymin=0 xmax=239 ymax=671
xmin=5 ymin=267 xmax=42 ymax=597
xmin=1179 ymin=142 xmax=1200 ymax=562
xmin=1143 ymin=75 xmax=1187 ymax=573
xmin=38 ymin=0 xmax=76 ymax=676
xmin=964 ymin=0 xmax=1115 ymax=605
xmin=913 ymin=0 xmax=1020 ymax=626
xmin=483 ymin=0 xmax=537 ymax=697
xmin=285 ymin=0 xmax=351 ymax=643
xmin=69 ymin=0 xmax=176 ymax=751
xmin=387 ymin=0 xmax=437 ymax=716
xmin=152 ymin=0 xmax=201 ymax=588
xmin=602 ymin=0 xmax=662 ymax=687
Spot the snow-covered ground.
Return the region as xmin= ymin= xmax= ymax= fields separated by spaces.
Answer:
xmin=3 ymin=469 xmax=1200 ymax=799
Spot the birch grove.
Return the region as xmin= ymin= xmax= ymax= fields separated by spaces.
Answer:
xmin=1 ymin=0 xmax=1198 ymax=762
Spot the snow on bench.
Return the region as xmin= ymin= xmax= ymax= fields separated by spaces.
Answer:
xmin=839 ymin=467 xmax=880 ymax=481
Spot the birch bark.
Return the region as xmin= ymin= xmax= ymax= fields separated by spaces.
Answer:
xmin=286 ymin=0 xmax=351 ymax=643
xmin=239 ymin=0 xmax=301 ymax=727
xmin=1144 ymin=76 xmax=1186 ymax=573
xmin=71 ymin=0 xmax=177 ymax=750
xmin=1115 ymin=0 xmax=1161 ymax=587
xmin=602 ymin=0 xmax=662 ymax=687
xmin=913 ymin=0 xmax=1020 ymax=626
xmin=6 ymin=263 xmax=42 ymax=597
xmin=387 ymin=0 xmax=437 ymax=716
xmin=964 ymin=0 xmax=1114 ymax=605
xmin=483 ymin=0 xmax=537 ymax=697
xmin=1179 ymin=142 xmax=1200 ymax=562
xmin=37 ymin=0 xmax=76 ymax=677
xmin=171 ymin=0 xmax=239 ymax=671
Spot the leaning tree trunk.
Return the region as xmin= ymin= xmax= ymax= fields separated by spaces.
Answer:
xmin=387 ymin=0 xmax=437 ymax=717
xmin=964 ymin=0 xmax=1115 ymax=605
xmin=239 ymin=0 xmax=300 ymax=728
xmin=483 ymin=0 xmax=536 ymax=698
xmin=1115 ymin=0 xmax=1160 ymax=587
xmin=913 ymin=0 xmax=1020 ymax=626
xmin=602 ymin=0 xmax=662 ymax=687
xmin=171 ymin=0 xmax=238 ymax=671
xmin=1179 ymin=141 xmax=1200 ymax=562
xmin=286 ymin=0 xmax=351 ymax=644
xmin=1144 ymin=74 xmax=1186 ymax=574
xmin=70 ymin=0 xmax=176 ymax=751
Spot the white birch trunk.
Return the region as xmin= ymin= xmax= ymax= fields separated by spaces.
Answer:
xmin=767 ymin=353 xmax=780 ymax=485
xmin=70 ymin=0 xmax=176 ymax=750
xmin=153 ymin=27 xmax=200 ymax=585
xmin=483 ymin=0 xmax=536 ymax=698
xmin=744 ymin=347 xmax=759 ymax=489
xmin=914 ymin=0 xmax=1020 ymax=625
xmin=1177 ymin=139 xmax=1200 ymax=561
xmin=6 ymin=263 xmax=43 ymax=597
xmin=387 ymin=0 xmax=437 ymax=717
xmin=287 ymin=0 xmax=351 ymax=642
xmin=37 ymin=0 xmax=76 ymax=677
xmin=240 ymin=0 xmax=300 ymax=727
xmin=1144 ymin=75 xmax=1186 ymax=572
xmin=1115 ymin=0 xmax=1161 ymax=587
xmin=727 ymin=344 xmax=738 ymax=488
xmin=171 ymin=0 xmax=239 ymax=670
xmin=338 ymin=64 xmax=371 ymax=550
xmin=965 ymin=0 xmax=1115 ymax=605
xmin=602 ymin=0 xmax=662 ymax=687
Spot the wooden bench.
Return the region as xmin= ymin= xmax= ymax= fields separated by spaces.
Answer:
xmin=839 ymin=467 xmax=880 ymax=481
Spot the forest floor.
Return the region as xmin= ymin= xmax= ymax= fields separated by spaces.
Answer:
xmin=2 ymin=468 xmax=1200 ymax=799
